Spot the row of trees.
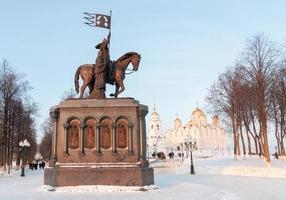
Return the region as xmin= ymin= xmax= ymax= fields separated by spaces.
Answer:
xmin=0 ymin=60 xmax=81 ymax=171
xmin=0 ymin=60 xmax=38 ymax=173
xmin=207 ymin=34 xmax=286 ymax=165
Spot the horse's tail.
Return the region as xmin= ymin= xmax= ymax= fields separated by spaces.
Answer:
xmin=74 ymin=66 xmax=81 ymax=94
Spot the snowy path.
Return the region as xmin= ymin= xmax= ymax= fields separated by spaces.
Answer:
xmin=190 ymin=174 xmax=286 ymax=200
xmin=1 ymin=161 xmax=286 ymax=200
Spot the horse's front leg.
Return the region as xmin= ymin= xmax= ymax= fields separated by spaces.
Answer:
xmin=115 ymin=82 xmax=125 ymax=98
xmin=115 ymin=84 xmax=119 ymax=98
xmin=110 ymin=84 xmax=119 ymax=98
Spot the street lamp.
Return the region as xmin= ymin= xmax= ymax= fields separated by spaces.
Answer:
xmin=180 ymin=143 xmax=184 ymax=163
xmin=184 ymin=134 xmax=197 ymax=175
xmin=153 ymin=143 xmax=156 ymax=154
xmin=147 ymin=144 xmax=149 ymax=160
xmin=19 ymin=139 xmax=30 ymax=177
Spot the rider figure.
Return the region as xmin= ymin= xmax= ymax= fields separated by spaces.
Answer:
xmin=94 ymin=33 xmax=111 ymax=92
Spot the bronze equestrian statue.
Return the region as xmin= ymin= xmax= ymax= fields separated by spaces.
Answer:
xmin=74 ymin=34 xmax=141 ymax=99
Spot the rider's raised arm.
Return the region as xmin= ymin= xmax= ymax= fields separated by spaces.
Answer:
xmin=107 ymin=33 xmax=111 ymax=44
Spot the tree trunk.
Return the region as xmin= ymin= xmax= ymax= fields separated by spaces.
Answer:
xmin=237 ymin=130 xmax=241 ymax=157
xmin=257 ymin=73 xmax=270 ymax=164
xmin=250 ymin=108 xmax=259 ymax=155
xmin=239 ymin=123 xmax=246 ymax=156
xmin=279 ymin=107 xmax=286 ymax=156
xmin=245 ymin=126 xmax=252 ymax=155
xmin=273 ymin=99 xmax=281 ymax=155
xmin=231 ymin=113 xmax=238 ymax=159
xmin=254 ymin=135 xmax=258 ymax=155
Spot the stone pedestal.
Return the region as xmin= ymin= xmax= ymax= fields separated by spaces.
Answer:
xmin=44 ymin=98 xmax=154 ymax=187
xmin=44 ymin=166 xmax=154 ymax=187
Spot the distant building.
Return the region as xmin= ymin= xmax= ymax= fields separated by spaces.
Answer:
xmin=147 ymin=103 xmax=167 ymax=155
xmin=166 ymin=107 xmax=227 ymax=156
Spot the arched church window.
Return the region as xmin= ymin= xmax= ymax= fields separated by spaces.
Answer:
xmin=69 ymin=120 xmax=80 ymax=149
xmin=177 ymin=146 xmax=180 ymax=151
xmin=101 ymin=119 xmax=112 ymax=149
xmin=151 ymin=125 xmax=153 ymax=129
xmin=117 ymin=120 xmax=128 ymax=149
xmin=85 ymin=120 xmax=96 ymax=149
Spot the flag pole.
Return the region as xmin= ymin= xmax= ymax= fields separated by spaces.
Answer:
xmin=109 ymin=10 xmax=112 ymax=53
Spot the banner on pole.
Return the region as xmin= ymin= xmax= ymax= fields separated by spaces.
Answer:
xmin=84 ymin=12 xmax=111 ymax=29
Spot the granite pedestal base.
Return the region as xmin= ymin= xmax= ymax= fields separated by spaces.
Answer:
xmin=44 ymin=166 xmax=154 ymax=187
xmin=44 ymin=98 xmax=153 ymax=187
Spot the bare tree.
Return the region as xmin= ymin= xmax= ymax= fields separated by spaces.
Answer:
xmin=61 ymin=88 xmax=77 ymax=100
xmin=240 ymin=34 xmax=279 ymax=164
xmin=207 ymin=67 xmax=241 ymax=159
xmin=39 ymin=118 xmax=53 ymax=161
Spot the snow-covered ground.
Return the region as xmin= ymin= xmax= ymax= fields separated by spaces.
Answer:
xmin=1 ymin=157 xmax=286 ymax=200
xmin=180 ymin=156 xmax=286 ymax=178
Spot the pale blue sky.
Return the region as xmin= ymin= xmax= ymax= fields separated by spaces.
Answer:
xmin=1 ymin=0 xmax=286 ymax=141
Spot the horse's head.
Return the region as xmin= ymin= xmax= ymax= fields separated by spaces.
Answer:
xmin=116 ymin=52 xmax=141 ymax=72
xmin=131 ymin=53 xmax=141 ymax=71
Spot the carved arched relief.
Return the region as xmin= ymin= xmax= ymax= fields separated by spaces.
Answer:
xmin=117 ymin=120 xmax=128 ymax=149
xmin=69 ymin=120 xmax=80 ymax=149
xmin=85 ymin=120 xmax=96 ymax=149
xmin=101 ymin=120 xmax=112 ymax=149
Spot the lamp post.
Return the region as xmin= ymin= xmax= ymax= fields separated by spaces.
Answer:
xmin=274 ymin=146 xmax=279 ymax=159
xmin=153 ymin=143 xmax=156 ymax=154
xmin=147 ymin=144 xmax=149 ymax=160
xmin=180 ymin=143 xmax=184 ymax=163
xmin=19 ymin=139 xmax=30 ymax=177
xmin=184 ymin=135 xmax=197 ymax=175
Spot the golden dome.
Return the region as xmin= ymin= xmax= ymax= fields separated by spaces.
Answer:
xmin=174 ymin=117 xmax=182 ymax=129
xmin=151 ymin=111 xmax=159 ymax=117
xmin=151 ymin=110 xmax=159 ymax=121
xmin=192 ymin=107 xmax=206 ymax=117
xmin=212 ymin=115 xmax=220 ymax=127
xmin=212 ymin=115 xmax=219 ymax=120
xmin=189 ymin=107 xmax=207 ymax=126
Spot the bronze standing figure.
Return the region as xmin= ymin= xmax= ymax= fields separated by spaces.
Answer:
xmin=91 ymin=33 xmax=111 ymax=99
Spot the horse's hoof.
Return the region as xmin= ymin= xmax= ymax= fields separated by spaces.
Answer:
xmin=110 ymin=93 xmax=115 ymax=97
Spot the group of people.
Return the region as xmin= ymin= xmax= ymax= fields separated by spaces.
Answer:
xmin=151 ymin=151 xmax=176 ymax=160
xmin=152 ymin=152 xmax=166 ymax=161
xmin=29 ymin=160 xmax=45 ymax=170
xmin=168 ymin=152 xmax=175 ymax=159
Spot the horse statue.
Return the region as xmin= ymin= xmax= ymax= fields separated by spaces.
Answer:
xmin=74 ymin=52 xmax=141 ymax=98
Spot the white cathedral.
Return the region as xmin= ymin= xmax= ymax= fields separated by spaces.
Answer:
xmin=147 ymin=105 xmax=228 ymax=157
xmin=167 ymin=107 xmax=227 ymax=155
